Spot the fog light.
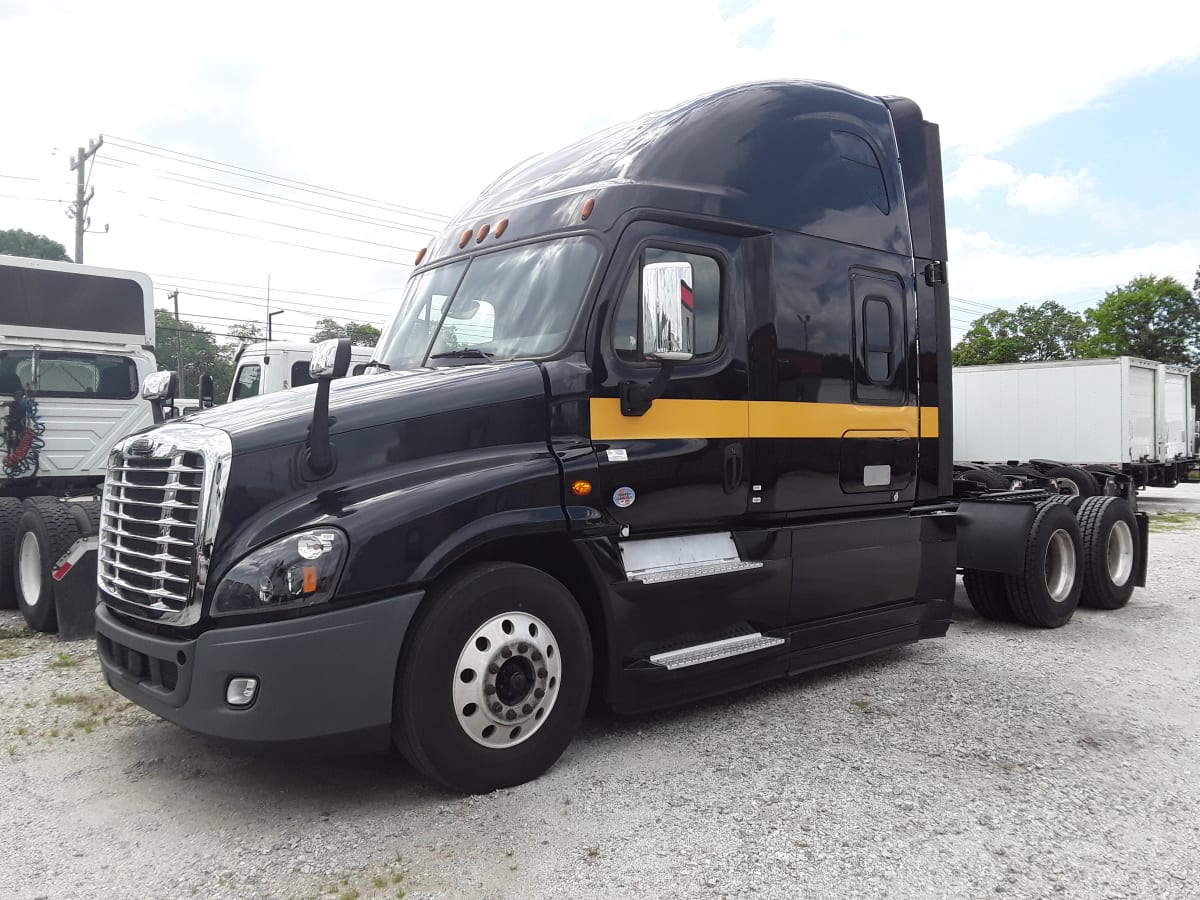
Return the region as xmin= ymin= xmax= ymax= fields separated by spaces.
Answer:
xmin=226 ymin=677 xmax=259 ymax=707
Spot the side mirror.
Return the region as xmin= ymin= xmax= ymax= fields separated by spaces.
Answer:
xmin=310 ymin=338 xmax=352 ymax=381
xmin=199 ymin=374 xmax=215 ymax=409
xmin=141 ymin=370 xmax=178 ymax=425
xmin=642 ymin=261 xmax=695 ymax=362
xmin=305 ymin=338 xmax=352 ymax=479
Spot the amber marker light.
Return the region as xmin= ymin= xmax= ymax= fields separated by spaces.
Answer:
xmin=571 ymin=480 xmax=593 ymax=496
xmin=476 ymin=223 xmax=490 ymax=243
xmin=414 ymin=247 xmax=428 ymax=265
xmin=494 ymin=217 xmax=509 ymax=238
xmin=581 ymin=197 xmax=595 ymax=220
xmin=459 ymin=228 xmax=473 ymax=248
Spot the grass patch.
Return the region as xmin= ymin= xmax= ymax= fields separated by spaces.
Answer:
xmin=49 ymin=652 xmax=78 ymax=669
xmin=1148 ymin=512 xmax=1200 ymax=532
xmin=0 ymin=625 xmax=29 ymax=641
xmin=52 ymin=691 xmax=92 ymax=706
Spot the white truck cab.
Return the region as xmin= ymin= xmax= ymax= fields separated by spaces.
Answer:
xmin=228 ymin=341 xmax=375 ymax=402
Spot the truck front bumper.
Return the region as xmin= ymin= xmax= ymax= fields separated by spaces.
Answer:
xmin=95 ymin=591 xmax=423 ymax=744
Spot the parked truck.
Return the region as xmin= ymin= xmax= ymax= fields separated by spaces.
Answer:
xmin=954 ymin=357 xmax=1197 ymax=494
xmin=95 ymin=81 xmax=1150 ymax=793
xmin=1 ymin=255 xmax=161 ymax=629
xmin=229 ymin=340 xmax=375 ymax=402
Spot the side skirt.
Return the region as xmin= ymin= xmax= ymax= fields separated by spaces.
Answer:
xmin=610 ymin=598 xmax=951 ymax=714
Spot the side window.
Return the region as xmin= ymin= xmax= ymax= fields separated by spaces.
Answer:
xmin=290 ymin=360 xmax=317 ymax=389
xmin=850 ymin=271 xmax=906 ymax=405
xmin=831 ymin=131 xmax=890 ymax=215
xmin=351 ymin=364 xmax=367 ymax=376
xmin=232 ymin=364 xmax=261 ymax=401
xmin=615 ymin=249 xmax=721 ymax=362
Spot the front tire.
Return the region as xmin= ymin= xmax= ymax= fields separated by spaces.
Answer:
xmin=14 ymin=503 xmax=80 ymax=633
xmin=392 ymin=562 xmax=592 ymax=793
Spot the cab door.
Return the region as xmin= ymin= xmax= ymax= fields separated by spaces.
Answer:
xmin=588 ymin=222 xmax=749 ymax=534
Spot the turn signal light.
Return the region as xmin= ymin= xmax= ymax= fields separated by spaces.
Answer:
xmin=572 ymin=480 xmax=593 ymax=496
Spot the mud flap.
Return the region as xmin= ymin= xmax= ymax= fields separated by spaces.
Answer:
xmin=1134 ymin=512 xmax=1149 ymax=588
xmin=51 ymin=536 xmax=98 ymax=641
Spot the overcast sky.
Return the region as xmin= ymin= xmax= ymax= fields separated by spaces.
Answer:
xmin=2 ymin=0 xmax=1199 ymax=346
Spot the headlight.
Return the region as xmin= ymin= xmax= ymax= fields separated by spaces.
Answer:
xmin=212 ymin=527 xmax=348 ymax=617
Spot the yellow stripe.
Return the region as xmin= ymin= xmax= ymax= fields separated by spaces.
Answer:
xmin=590 ymin=398 xmax=940 ymax=440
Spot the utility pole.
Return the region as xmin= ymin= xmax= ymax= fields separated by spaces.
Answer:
xmin=169 ymin=289 xmax=183 ymax=381
xmin=69 ymin=136 xmax=104 ymax=263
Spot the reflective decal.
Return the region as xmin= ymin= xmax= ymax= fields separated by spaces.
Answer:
xmin=612 ymin=486 xmax=637 ymax=508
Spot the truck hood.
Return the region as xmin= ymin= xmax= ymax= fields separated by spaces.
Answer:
xmin=186 ymin=361 xmax=548 ymax=455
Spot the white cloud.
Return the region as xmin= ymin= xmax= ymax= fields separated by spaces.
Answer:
xmin=946 ymin=156 xmax=1020 ymax=200
xmin=948 ymin=156 xmax=1094 ymax=214
xmin=1006 ymin=170 xmax=1095 ymax=215
xmin=947 ymin=227 xmax=1200 ymax=307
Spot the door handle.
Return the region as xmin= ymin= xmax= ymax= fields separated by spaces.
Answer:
xmin=723 ymin=442 xmax=744 ymax=494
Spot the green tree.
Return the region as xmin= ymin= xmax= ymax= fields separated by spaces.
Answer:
xmin=312 ymin=317 xmax=381 ymax=346
xmin=154 ymin=309 xmax=233 ymax=403
xmin=952 ymin=301 xmax=1090 ymax=366
xmin=0 ymin=228 xmax=71 ymax=261
xmin=227 ymin=321 xmax=263 ymax=343
xmin=1081 ymin=275 xmax=1200 ymax=366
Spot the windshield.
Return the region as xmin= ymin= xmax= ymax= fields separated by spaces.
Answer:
xmin=0 ymin=350 xmax=138 ymax=399
xmin=373 ymin=237 xmax=601 ymax=370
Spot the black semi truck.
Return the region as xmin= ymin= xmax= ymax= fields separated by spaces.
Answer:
xmin=95 ymin=81 xmax=1148 ymax=793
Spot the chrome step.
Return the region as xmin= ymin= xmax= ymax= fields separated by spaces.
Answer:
xmin=649 ymin=632 xmax=784 ymax=670
xmin=635 ymin=559 xmax=763 ymax=585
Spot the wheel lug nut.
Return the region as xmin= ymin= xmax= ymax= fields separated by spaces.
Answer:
xmin=531 ymin=650 xmax=542 ymax=661
xmin=484 ymin=684 xmax=496 ymax=695
xmin=518 ymin=642 xmax=529 ymax=653
xmin=523 ymin=704 xmax=533 ymax=715
xmin=534 ymin=688 xmax=545 ymax=699
xmin=537 ymin=668 xmax=548 ymax=678
xmin=491 ymin=702 xmax=503 ymax=713
xmin=506 ymin=709 xmax=517 ymax=721
xmin=487 ymin=663 xmax=499 ymax=674
xmin=501 ymin=648 xmax=512 ymax=659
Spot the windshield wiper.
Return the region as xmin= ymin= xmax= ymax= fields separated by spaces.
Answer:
xmin=429 ymin=348 xmax=494 ymax=360
xmin=366 ymin=360 xmax=390 ymax=371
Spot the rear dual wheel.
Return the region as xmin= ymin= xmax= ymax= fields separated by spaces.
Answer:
xmin=1004 ymin=501 xmax=1084 ymax=628
xmin=1077 ymin=496 xmax=1139 ymax=610
xmin=392 ymin=562 xmax=592 ymax=793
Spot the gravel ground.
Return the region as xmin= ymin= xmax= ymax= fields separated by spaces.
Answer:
xmin=1 ymin=485 xmax=1199 ymax=900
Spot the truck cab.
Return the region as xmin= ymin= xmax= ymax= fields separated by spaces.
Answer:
xmin=95 ymin=81 xmax=1141 ymax=793
xmin=228 ymin=341 xmax=375 ymax=402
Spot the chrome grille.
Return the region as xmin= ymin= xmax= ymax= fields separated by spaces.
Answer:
xmin=97 ymin=425 xmax=232 ymax=626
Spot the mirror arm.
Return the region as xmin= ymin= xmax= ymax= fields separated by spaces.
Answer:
xmin=305 ymin=379 xmax=335 ymax=476
xmin=619 ymin=360 xmax=678 ymax=417
xmin=149 ymin=399 xmax=165 ymax=425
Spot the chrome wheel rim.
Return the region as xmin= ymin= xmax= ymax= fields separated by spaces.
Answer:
xmin=18 ymin=532 xmax=42 ymax=606
xmin=1106 ymin=520 xmax=1134 ymax=587
xmin=1044 ymin=528 xmax=1076 ymax=603
xmin=453 ymin=612 xmax=561 ymax=749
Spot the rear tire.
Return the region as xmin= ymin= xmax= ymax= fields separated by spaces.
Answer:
xmin=392 ymin=562 xmax=592 ymax=793
xmin=963 ymin=569 xmax=1013 ymax=621
xmin=1042 ymin=465 xmax=1098 ymax=498
xmin=14 ymin=504 xmax=80 ymax=633
xmin=1005 ymin=501 xmax=1084 ymax=628
xmin=0 ymin=497 xmax=24 ymax=609
xmin=1077 ymin=496 xmax=1139 ymax=610
xmin=960 ymin=468 xmax=1009 ymax=490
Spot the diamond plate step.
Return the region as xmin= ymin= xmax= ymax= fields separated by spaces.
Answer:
xmin=649 ymin=632 xmax=784 ymax=671
xmin=635 ymin=559 xmax=763 ymax=585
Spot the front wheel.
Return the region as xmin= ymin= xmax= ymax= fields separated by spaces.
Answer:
xmin=392 ymin=562 xmax=592 ymax=793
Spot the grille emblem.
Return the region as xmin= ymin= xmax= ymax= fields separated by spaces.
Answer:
xmin=128 ymin=438 xmax=153 ymax=455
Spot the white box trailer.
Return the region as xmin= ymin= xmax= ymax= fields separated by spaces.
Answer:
xmin=953 ymin=357 xmax=1196 ymax=490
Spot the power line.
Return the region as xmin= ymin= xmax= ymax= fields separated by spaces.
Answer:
xmin=149 ymin=271 xmax=401 ymax=306
xmin=0 ymin=192 xmax=68 ymax=203
xmin=95 ymin=157 xmax=441 ymax=237
xmin=105 ymin=135 xmax=452 ymax=223
xmin=132 ymin=212 xmax=415 ymax=265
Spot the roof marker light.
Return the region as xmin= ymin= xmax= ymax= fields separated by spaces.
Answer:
xmin=581 ymin=198 xmax=595 ymax=220
xmin=494 ymin=217 xmax=509 ymax=238
xmin=459 ymin=229 xmax=473 ymax=249
xmin=476 ymin=223 xmax=490 ymax=243
xmin=414 ymin=247 xmax=428 ymax=265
